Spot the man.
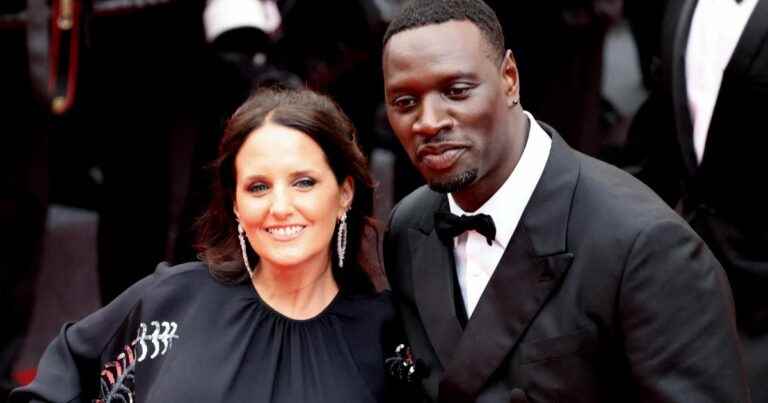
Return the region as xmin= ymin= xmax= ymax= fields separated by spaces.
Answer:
xmin=626 ymin=0 xmax=768 ymax=400
xmin=382 ymin=1 xmax=750 ymax=402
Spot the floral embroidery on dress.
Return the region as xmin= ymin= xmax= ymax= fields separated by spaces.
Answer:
xmin=95 ymin=344 xmax=136 ymax=403
xmin=94 ymin=321 xmax=179 ymax=403
xmin=134 ymin=321 xmax=179 ymax=362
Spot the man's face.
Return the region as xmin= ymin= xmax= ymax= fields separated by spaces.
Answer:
xmin=383 ymin=20 xmax=519 ymax=197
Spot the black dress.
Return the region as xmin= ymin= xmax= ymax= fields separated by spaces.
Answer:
xmin=10 ymin=262 xmax=403 ymax=403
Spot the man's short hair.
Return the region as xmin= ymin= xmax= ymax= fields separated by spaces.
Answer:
xmin=383 ymin=0 xmax=505 ymax=63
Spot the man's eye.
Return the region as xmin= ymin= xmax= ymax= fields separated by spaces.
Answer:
xmin=392 ymin=96 xmax=416 ymax=110
xmin=294 ymin=178 xmax=316 ymax=189
xmin=446 ymin=85 xmax=472 ymax=99
xmin=248 ymin=183 xmax=269 ymax=194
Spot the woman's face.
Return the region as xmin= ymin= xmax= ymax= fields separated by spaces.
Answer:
xmin=233 ymin=122 xmax=353 ymax=271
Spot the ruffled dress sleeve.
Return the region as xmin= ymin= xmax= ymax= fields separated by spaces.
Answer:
xmin=9 ymin=262 xmax=179 ymax=403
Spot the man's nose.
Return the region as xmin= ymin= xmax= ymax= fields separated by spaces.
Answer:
xmin=412 ymin=94 xmax=452 ymax=137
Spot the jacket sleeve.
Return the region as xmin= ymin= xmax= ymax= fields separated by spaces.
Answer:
xmin=622 ymin=84 xmax=686 ymax=208
xmin=8 ymin=264 xmax=169 ymax=403
xmin=619 ymin=219 xmax=750 ymax=403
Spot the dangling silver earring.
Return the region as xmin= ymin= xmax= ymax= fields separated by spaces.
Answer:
xmin=337 ymin=212 xmax=348 ymax=268
xmin=238 ymin=223 xmax=254 ymax=277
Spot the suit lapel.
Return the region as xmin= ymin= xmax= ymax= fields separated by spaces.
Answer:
xmin=410 ymin=206 xmax=464 ymax=369
xmin=438 ymin=128 xmax=576 ymax=402
xmin=724 ymin=0 xmax=768 ymax=78
xmin=701 ymin=0 xmax=768 ymax=171
xmin=438 ymin=226 xmax=573 ymax=402
xmin=663 ymin=0 xmax=699 ymax=174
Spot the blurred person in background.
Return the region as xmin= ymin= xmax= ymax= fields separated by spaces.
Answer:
xmin=625 ymin=0 xmax=768 ymax=400
xmin=0 ymin=2 xmax=221 ymax=397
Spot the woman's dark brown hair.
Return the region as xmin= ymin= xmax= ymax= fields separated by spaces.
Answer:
xmin=196 ymin=87 xmax=376 ymax=293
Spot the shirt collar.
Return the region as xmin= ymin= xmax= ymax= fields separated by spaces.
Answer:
xmin=448 ymin=111 xmax=552 ymax=249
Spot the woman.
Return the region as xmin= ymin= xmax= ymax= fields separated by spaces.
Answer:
xmin=10 ymin=88 xmax=404 ymax=403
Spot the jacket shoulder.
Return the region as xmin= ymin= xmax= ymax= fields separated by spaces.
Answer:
xmin=388 ymin=185 xmax=443 ymax=234
xmin=573 ymin=152 xmax=689 ymax=232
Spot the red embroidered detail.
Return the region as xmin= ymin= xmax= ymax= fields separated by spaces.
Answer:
xmin=98 ymin=344 xmax=137 ymax=403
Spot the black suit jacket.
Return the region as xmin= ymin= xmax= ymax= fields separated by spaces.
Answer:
xmin=627 ymin=1 xmax=768 ymax=400
xmin=385 ymin=126 xmax=749 ymax=402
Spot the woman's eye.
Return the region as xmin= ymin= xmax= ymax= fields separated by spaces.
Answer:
xmin=295 ymin=178 xmax=316 ymax=189
xmin=248 ymin=182 xmax=269 ymax=194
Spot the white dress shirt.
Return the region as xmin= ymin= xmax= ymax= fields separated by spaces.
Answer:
xmin=685 ymin=0 xmax=758 ymax=163
xmin=448 ymin=111 xmax=552 ymax=317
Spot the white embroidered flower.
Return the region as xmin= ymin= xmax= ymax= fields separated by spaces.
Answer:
xmin=132 ymin=320 xmax=179 ymax=362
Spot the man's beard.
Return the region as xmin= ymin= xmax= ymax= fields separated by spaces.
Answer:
xmin=427 ymin=169 xmax=478 ymax=194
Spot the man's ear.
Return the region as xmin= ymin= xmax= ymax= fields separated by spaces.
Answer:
xmin=501 ymin=50 xmax=520 ymax=102
xmin=340 ymin=177 xmax=355 ymax=215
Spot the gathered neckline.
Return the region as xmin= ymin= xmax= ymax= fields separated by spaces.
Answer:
xmin=245 ymin=282 xmax=342 ymax=323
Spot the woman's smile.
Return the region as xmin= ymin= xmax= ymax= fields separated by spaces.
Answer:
xmin=264 ymin=225 xmax=306 ymax=241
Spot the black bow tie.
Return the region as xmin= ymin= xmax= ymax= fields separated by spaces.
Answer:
xmin=434 ymin=211 xmax=497 ymax=246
